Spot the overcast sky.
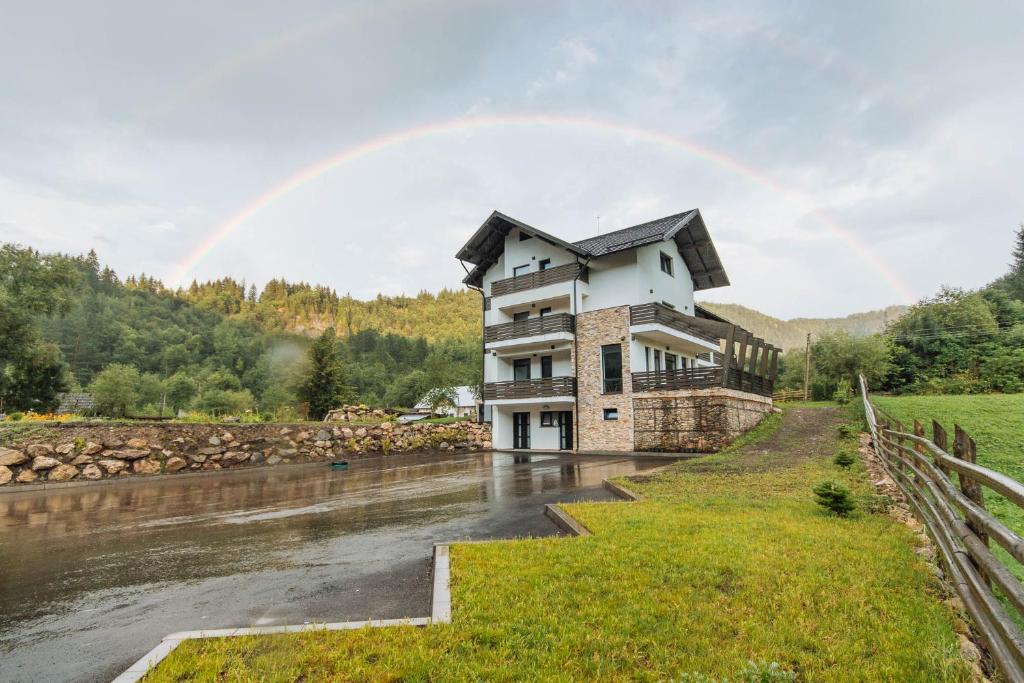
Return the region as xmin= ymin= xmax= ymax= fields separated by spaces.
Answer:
xmin=2 ymin=1 xmax=1022 ymax=318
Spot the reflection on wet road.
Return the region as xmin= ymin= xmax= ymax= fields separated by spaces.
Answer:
xmin=0 ymin=451 xmax=666 ymax=682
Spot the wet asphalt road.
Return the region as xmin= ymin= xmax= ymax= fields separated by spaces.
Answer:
xmin=0 ymin=451 xmax=666 ymax=682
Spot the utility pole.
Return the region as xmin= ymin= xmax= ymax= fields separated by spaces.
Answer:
xmin=803 ymin=332 xmax=811 ymax=401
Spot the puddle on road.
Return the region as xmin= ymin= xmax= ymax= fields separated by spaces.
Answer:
xmin=0 ymin=451 xmax=669 ymax=682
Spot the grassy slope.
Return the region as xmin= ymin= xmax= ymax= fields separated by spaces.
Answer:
xmin=873 ymin=393 xmax=1024 ymax=584
xmin=149 ymin=407 xmax=967 ymax=682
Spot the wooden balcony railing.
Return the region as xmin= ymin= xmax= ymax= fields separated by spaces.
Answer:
xmin=629 ymin=303 xmax=719 ymax=344
xmin=483 ymin=377 xmax=576 ymax=401
xmin=631 ymin=366 xmax=774 ymax=397
xmin=490 ymin=263 xmax=587 ymax=297
xmin=631 ymin=367 xmax=723 ymax=392
xmin=484 ymin=313 xmax=575 ymax=344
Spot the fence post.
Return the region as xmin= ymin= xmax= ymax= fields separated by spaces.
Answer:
xmin=889 ymin=419 xmax=902 ymax=476
xmin=932 ymin=420 xmax=950 ymax=477
xmin=720 ymin=325 xmax=735 ymax=389
xmin=955 ymin=424 xmax=990 ymax=585
xmin=912 ymin=420 xmax=926 ymax=485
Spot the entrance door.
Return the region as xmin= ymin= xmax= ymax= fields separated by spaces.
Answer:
xmin=512 ymin=412 xmax=530 ymax=449
xmin=558 ymin=411 xmax=573 ymax=450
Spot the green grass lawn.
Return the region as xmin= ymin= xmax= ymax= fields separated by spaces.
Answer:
xmin=148 ymin=406 xmax=968 ymax=682
xmin=872 ymin=393 xmax=1024 ymax=590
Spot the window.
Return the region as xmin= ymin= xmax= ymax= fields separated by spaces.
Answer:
xmin=540 ymin=411 xmax=554 ymax=427
xmin=519 ymin=231 xmax=532 ymax=241
xmin=513 ymin=264 xmax=530 ymax=277
xmin=541 ymin=355 xmax=553 ymax=378
xmin=539 ymin=307 xmax=551 ymax=317
xmin=513 ymin=358 xmax=531 ymax=381
xmin=601 ymin=344 xmax=622 ymax=394
xmin=659 ymin=251 xmax=674 ymax=276
xmin=653 ymin=349 xmax=661 ymax=372
xmin=603 ymin=408 xmax=619 ymax=421
xmin=538 ymin=258 xmax=551 ymax=271
xmin=665 ymin=353 xmax=677 ymax=372
xmin=644 ymin=346 xmax=651 ymax=371
xmin=513 ymin=311 xmax=529 ymax=322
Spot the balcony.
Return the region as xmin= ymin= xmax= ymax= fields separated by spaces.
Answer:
xmin=490 ymin=262 xmax=587 ymax=297
xmin=629 ymin=303 xmax=719 ymax=345
xmin=483 ymin=377 xmax=576 ymax=401
xmin=484 ymin=313 xmax=575 ymax=345
xmin=631 ymin=366 xmax=773 ymax=397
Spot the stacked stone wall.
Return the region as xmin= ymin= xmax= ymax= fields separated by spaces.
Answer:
xmin=0 ymin=421 xmax=491 ymax=488
xmin=633 ymin=388 xmax=772 ymax=452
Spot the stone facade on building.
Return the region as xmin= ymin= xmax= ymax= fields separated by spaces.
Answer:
xmin=576 ymin=306 xmax=635 ymax=452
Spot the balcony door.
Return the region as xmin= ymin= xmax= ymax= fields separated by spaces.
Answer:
xmin=513 ymin=358 xmax=531 ymax=381
xmin=513 ymin=412 xmax=530 ymax=449
xmin=558 ymin=411 xmax=573 ymax=450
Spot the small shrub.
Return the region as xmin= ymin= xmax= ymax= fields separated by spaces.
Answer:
xmin=837 ymin=424 xmax=853 ymax=438
xmin=860 ymin=492 xmax=892 ymax=515
xmin=832 ymin=377 xmax=853 ymax=405
xmin=834 ymin=449 xmax=856 ymax=468
xmin=814 ymin=481 xmax=856 ymax=516
xmin=7 ymin=412 xmax=24 ymax=421
xmin=73 ymin=436 xmax=86 ymax=452
xmin=381 ymin=436 xmax=393 ymax=455
xmin=740 ymin=661 xmax=797 ymax=683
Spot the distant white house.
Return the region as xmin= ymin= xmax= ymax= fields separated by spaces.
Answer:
xmin=415 ymin=385 xmax=479 ymax=417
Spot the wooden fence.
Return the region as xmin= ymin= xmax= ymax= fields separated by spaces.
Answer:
xmin=771 ymin=388 xmax=804 ymax=402
xmin=860 ymin=375 xmax=1024 ymax=680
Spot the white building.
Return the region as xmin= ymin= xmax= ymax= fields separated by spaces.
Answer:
xmin=414 ymin=385 xmax=479 ymax=417
xmin=456 ymin=210 xmax=779 ymax=453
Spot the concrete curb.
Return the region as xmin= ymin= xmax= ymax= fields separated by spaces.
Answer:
xmin=602 ymin=478 xmax=641 ymax=501
xmin=544 ymin=503 xmax=592 ymax=536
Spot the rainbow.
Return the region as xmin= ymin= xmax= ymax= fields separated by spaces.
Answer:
xmin=168 ymin=113 xmax=917 ymax=303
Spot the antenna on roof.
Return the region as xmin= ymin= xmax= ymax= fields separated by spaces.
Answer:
xmin=595 ymin=215 xmax=601 ymax=234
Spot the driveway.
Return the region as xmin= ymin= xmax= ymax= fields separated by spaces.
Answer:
xmin=0 ymin=451 xmax=667 ymax=682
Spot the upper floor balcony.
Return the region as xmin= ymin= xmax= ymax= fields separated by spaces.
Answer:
xmin=482 ymin=377 xmax=576 ymax=402
xmin=489 ymin=262 xmax=588 ymax=298
xmin=484 ymin=313 xmax=575 ymax=348
xmin=629 ymin=302 xmax=719 ymax=344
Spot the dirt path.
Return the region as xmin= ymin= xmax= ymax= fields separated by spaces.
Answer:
xmin=681 ymin=406 xmax=848 ymax=474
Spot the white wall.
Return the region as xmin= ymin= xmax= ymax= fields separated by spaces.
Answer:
xmin=628 ymin=337 xmax=700 ymax=372
xmin=491 ymin=350 xmax=572 ymax=381
xmin=635 ymin=242 xmax=695 ymax=314
xmin=501 ymin=228 xmax=575 ymax=279
xmin=491 ymin=405 xmax=573 ymax=450
xmin=580 ymin=240 xmax=696 ymax=315
xmin=580 ymin=250 xmax=636 ymax=311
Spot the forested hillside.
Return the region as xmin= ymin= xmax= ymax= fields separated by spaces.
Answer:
xmin=2 ymin=246 xmax=479 ymax=416
xmin=698 ymin=302 xmax=908 ymax=351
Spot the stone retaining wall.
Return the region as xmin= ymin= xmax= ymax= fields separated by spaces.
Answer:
xmin=633 ymin=388 xmax=773 ymax=452
xmin=0 ymin=420 xmax=491 ymax=488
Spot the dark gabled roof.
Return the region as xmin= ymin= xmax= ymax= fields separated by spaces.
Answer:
xmin=573 ymin=210 xmax=694 ymax=256
xmin=457 ymin=211 xmax=589 ymax=288
xmin=574 ymin=209 xmax=729 ymax=290
xmin=456 ymin=208 xmax=730 ymax=291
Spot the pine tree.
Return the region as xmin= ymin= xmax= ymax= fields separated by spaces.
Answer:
xmin=300 ymin=328 xmax=350 ymax=419
xmin=1007 ymin=223 xmax=1024 ymax=301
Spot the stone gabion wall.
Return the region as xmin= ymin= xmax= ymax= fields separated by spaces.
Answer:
xmin=576 ymin=305 xmax=635 ymax=452
xmin=633 ymin=388 xmax=773 ymax=452
xmin=0 ymin=421 xmax=491 ymax=488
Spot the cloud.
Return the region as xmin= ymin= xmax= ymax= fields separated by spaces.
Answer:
xmin=0 ymin=1 xmax=1022 ymax=318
